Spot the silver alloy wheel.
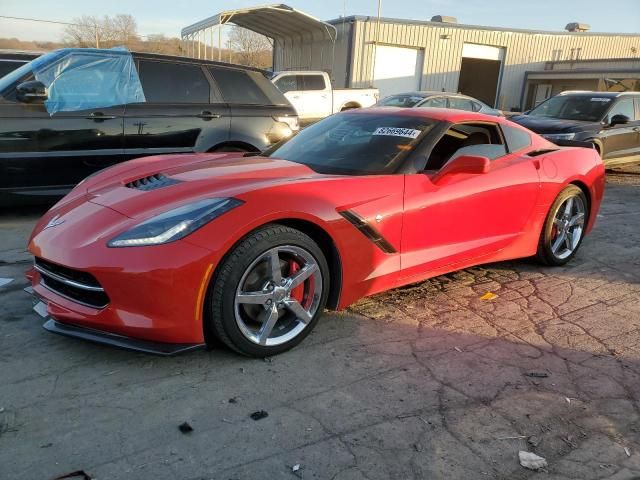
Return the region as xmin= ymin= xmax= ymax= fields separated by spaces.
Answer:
xmin=234 ymin=245 xmax=323 ymax=346
xmin=550 ymin=194 xmax=586 ymax=260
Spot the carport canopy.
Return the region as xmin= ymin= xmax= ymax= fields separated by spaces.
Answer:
xmin=181 ymin=4 xmax=337 ymax=42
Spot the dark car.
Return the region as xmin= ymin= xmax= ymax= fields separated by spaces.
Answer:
xmin=511 ymin=91 xmax=640 ymax=167
xmin=0 ymin=50 xmax=42 ymax=79
xmin=0 ymin=48 xmax=298 ymax=206
xmin=377 ymin=91 xmax=503 ymax=116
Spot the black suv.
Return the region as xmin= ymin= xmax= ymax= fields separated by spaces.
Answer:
xmin=511 ymin=91 xmax=640 ymax=167
xmin=0 ymin=48 xmax=298 ymax=206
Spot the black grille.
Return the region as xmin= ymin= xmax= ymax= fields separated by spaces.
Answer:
xmin=35 ymin=258 xmax=101 ymax=287
xmin=35 ymin=258 xmax=110 ymax=309
xmin=125 ymin=173 xmax=181 ymax=191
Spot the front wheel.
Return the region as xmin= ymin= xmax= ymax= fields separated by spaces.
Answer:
xmin=536 ymin=185 xmax=589 ymax=266
xmin=205 ymin=225 xmax=329 ymax=356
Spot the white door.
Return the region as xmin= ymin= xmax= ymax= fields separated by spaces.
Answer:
xmin=298 ymin=74 xmax=332 ymax=120
xmin=534 ymin=84 xmax=553 ymax=106
xmin=373 ymin=45 xmax=424 ymax=98
xmin=274 ymin=74 xmax=306 ymax=116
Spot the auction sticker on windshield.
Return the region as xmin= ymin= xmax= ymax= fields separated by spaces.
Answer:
xmin=373 ymin=127 xmax=421 ymax=139
xmin=590 ymin=98 xmax=612 ymax=102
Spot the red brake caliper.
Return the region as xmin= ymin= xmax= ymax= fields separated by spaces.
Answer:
xmin=288 ymin=260 xmax=305 ymax=304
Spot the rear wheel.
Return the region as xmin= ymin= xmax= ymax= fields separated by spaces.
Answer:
xmin=205 ymin=225 xmax=329 ymax=356
xmin=536 ymin=185 xmax=588 ymax=266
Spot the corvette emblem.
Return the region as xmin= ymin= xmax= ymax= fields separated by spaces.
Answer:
xmin=44 ymin=215 xmax=65 ymax=230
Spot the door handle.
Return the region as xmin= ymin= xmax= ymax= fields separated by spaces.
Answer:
xmin=197 ymin=111 xmax=221 ymax=119
xmin=633 ymin=126 xmax=640 ymax=132
xmin=86 ymin=112 xmax=117 ymax=120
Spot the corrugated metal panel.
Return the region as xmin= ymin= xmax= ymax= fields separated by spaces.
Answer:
xmin=275 ymin=18 xmax=640 ymax=110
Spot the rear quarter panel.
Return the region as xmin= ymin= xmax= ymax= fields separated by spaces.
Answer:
xmin=228 ymin=104 xmax=297 ymax=151
xmin=536 ymin=147 xmax=605 ymax=233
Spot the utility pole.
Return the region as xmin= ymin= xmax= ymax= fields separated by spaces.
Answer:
xmin=94 ymin=23 xmax=99 ymax=48
xmin=369 ymin=0 xmax=382 ymax=87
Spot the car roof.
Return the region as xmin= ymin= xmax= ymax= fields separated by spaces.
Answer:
xmin=350 ymin=106 xmax=508 ymax=123
xmin=385 ymin=91 xmax=478 ymax=99
xmin=44 ymin=47 xmax=270 ymax=75
xmin=557 ymin=91 xmax=638 ymax=98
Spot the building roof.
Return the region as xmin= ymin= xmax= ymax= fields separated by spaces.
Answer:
xmin=327 ymin=15 xmax=640 ymax=37
xmin=181 ymin=4 xmax=337 ymax=42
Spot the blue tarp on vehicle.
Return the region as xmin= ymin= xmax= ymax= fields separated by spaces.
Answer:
xmin=32 ymin=47 xmax=145 ymax=115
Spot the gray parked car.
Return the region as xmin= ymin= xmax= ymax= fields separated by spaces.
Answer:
xmin=377 ymin=91 xmax=503 ymax=116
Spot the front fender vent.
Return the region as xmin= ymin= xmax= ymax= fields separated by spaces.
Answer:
xmin=339 ymin=210 xmax=397 ymax=254
xmin=125 ymin=173 xmax=182 ymax=191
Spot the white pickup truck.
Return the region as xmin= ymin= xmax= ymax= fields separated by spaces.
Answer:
xmin=271 ymin=71 xmax=379 ymax=124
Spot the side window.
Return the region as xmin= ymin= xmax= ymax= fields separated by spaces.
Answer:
xmin=209 ymin=67 xmax=272 ymax=105
xmin=426 ymin=123 xmax=507 ymax=170
xmin=138 ymin=60 xmax=210 ymax=103
xmin=301 ymin=75 xmax=326 ymax=91
xmin=471 ymin=101 xmax=483 ymax=112
xmin=420 ymin=97 xmax=447 ymax=108
xmin=606 ymin=98 xmax=636 ymax=122
xmin=502 ymin=124 xmax=532 ymax=152
xmin=0 ymin=61 xmax=27 ymax=78
xmin=449 ymin=97 xmax=475 ymax=111
xmin=274 ymin=75 xmax=298 ymax=93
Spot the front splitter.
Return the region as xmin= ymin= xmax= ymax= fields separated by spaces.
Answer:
xmin=42 ymin=319 xmax=206 ymax=356
xmin=26 ymin=286 xmax=205 ymax=356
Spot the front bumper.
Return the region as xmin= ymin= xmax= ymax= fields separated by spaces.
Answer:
xmin=27 ymin=199 xmax=221 ymax=346
xmin=26 ymin=286 xmax=205 ymax=356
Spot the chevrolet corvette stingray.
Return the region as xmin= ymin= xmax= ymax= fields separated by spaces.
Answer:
xmin=26 ymin=108 xmax=605 ymax=356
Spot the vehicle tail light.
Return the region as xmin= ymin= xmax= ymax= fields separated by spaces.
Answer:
xmin=274 ymin=116 xmax=300 ymax=132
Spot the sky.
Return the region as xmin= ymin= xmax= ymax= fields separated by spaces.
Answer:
xmin=1 ymin=0 xmax=639 ymax=42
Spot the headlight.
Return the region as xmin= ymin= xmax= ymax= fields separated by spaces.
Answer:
xmin=541 ymin=133 xmax=576 ymax=141
xmin=107 ymin=198 xmax=243 ymax=247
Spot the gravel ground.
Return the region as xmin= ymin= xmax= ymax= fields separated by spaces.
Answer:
xmin=1 ymin=171 xmax=639 ymax=480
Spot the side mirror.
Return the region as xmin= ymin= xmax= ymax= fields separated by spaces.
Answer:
xmin=16 ymin=80 xmax=47 ymax=103
xmin=431 ymin=154 xmax=490 ymax=185
xmin=609 ymin=114 xmax=630 ymax=127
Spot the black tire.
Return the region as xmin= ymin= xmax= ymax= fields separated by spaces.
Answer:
xmin=536 ymin=185 xmax=589 ymax=266
xmin=205 ymin=224 xmax=330 ymax=357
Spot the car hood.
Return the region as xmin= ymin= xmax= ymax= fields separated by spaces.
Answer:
xmin=510 ymin=115 xmax=596 ymax=134
xmin=82 ymin=153 xmax=323 ymax=219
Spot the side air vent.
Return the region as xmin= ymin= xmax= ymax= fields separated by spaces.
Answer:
xmin=339 ymin=210 xmax=397 ymax=254
xmin=125 ymin=173 xmax=181 ymax=191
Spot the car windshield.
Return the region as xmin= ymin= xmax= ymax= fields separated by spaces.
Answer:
xmin=528 ymin=95 xmax=613 ymax=121
xmin=377 ymin=94 xmax=426 ymax=108
xmin=265 ymin=112 xmax=434 ymax=175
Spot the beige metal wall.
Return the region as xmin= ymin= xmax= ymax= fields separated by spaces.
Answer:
xmin=352 ymin=20 xmax=640 ymax=111
xmin=275 ymin=18 xmax=640 ymax=111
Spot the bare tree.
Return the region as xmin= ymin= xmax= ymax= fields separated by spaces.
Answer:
xmin=228 ymin=26 xmax=272 ymax=68
xmin=64 ymin=14 xmax=139 ymax=48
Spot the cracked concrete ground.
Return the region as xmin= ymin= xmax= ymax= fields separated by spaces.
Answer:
xmin=1 ymin=170 xmax=640 ymax=480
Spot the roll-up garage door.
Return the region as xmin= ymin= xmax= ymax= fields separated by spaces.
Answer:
xmin=373 ymin=45 xmax=424 ymax=98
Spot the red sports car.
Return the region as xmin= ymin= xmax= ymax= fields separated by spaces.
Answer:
xmin=27 ymin=108 xmax=605 ymax=356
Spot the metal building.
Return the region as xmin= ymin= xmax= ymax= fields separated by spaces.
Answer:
xmin=182 ymin=4 xmax=640 ymax=111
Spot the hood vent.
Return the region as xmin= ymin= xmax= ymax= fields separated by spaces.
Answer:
xmin=125 ymin=173 xmax=182 ymax=191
